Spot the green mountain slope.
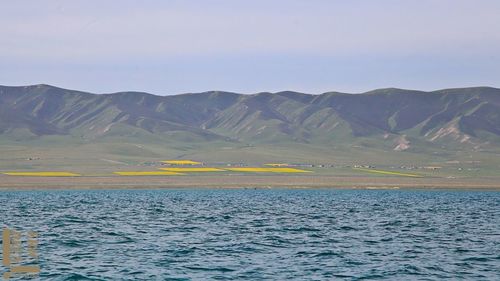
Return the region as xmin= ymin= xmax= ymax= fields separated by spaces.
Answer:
xmin=0 ymin=84 xmax=499 ymax=165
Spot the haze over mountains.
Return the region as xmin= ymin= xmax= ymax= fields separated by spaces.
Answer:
xmin=1 ymin=84 xmax=499 ymax=152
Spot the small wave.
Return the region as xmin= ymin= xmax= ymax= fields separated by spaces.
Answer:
xmin=54 ymin=273 xmax=105 ymax=281
xmin=58 ymin=239 xmax=86 ymax=247
xmin=313 ymin=251 xmax=342 ymax=257
xmin=339 ymin=226 xmax=357 ymax=231
xmin=183 ymin=266 xmax=235 ymax=272
xmin=463 ymin=257 xmax=491 ymax=262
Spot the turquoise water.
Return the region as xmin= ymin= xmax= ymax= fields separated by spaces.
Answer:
xmin=1 ymin=189 xmax=499 ymax=280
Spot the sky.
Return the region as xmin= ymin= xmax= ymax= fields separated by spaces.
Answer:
xmin=1 ymin=0 xmax=500 ymax=95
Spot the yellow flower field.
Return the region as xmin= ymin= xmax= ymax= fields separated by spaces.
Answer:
xmin=226 ymin=167 xmax=311 ymax=173
xmin=161 ymin=160 xmax=202 ymax=165
xmin=264 ymin=163 xmax=290 ymax=167
xmin=3 ymin=172 xmax=81 ymax=177
xmin=114 ymin=171 xmax=185 ymax=176
xmin=160 ymin=167 xmax=225 ymax=172
xmin=353 ymin=168 xmax=423 ymax=178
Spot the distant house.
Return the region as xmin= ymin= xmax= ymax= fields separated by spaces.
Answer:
xmin=264 ymin=163 xmax=289 ymax=167
xmin=423 ymin=166 xmax=442 ymax=170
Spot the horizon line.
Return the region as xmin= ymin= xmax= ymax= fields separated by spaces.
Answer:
xmin=1 ymin=83 xmax=499 ymax=97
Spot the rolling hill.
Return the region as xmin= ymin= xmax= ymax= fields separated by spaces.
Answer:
xmin=0 ymin=84 xmax=499 ymax=167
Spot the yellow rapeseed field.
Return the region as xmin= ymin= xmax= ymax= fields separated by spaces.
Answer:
xmin=161 ymin=160 xmax=203 ymax=165
xmin=264 ymin=163 xmax=290 ymax=167
xmin=353 ymin=168 xmax=423 ymax=178
xmin=160 ymin=167 xmax=225 ymax=172
xmin=3 ymin=172 xmax=81 ymax=177
xmin=226 ymin=167 xmax=311 ymax=173
xmin=114 ymin=171 xmax=185 ymax=176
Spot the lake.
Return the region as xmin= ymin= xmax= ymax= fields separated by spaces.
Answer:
xmin=1 ymin=189 xmax=499 ymax=280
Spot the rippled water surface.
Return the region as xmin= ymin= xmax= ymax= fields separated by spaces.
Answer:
xmin=1 ymin=189 xmax=499 ymax=280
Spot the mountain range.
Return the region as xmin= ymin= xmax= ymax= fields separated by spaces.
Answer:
xmin=1 ymin=84 xmax=499 ymax=164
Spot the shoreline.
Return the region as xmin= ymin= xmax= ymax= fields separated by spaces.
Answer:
xmin=1 ymin=175 xmax=499 ymax=191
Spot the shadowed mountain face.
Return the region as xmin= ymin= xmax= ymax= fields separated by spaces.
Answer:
xmin=1 ymin=84 xmax=499 ymax=151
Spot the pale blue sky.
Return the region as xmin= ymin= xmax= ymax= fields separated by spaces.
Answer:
xmin=1 ymin=0 xmax=500 ymax=94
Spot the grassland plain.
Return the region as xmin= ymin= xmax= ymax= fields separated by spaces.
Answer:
xmin=352 ymin=168 xmax=423 ymax=178
xmin=1 ymin=138 xmax=499 ymax=175
xmin=0 ymin=138 xmax=499 ymax=189
xmin=1 ymin=162 xmax=499 ymax=190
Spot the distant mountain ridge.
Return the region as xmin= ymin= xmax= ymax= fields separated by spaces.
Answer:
xmin=1 ymin=84 xmax=499 ymax=152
